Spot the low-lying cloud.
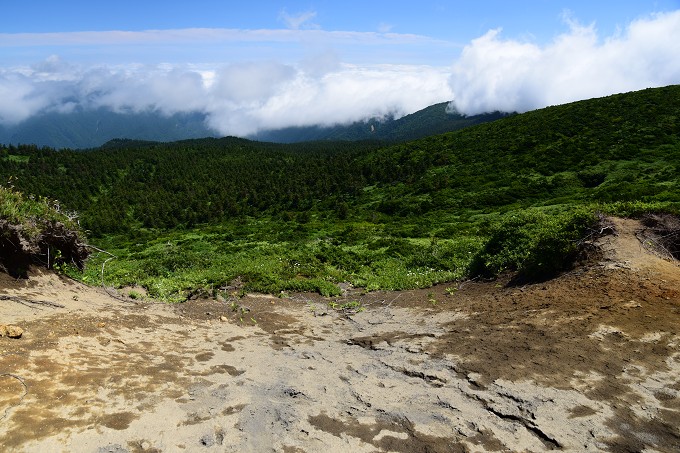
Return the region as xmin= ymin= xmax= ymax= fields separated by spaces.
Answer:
xmin=1 ymin=10 xmax=679 ymax=136
xmin=0 ymin=59 xmax=453 ymax=136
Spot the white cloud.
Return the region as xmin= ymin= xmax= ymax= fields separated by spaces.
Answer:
xmin=0 ymin=28 xmax=442 ymax=53
xmin=0 ymin=27 xmax=453 ymax=68
xmin=0 ymin=72 xmax=51 ymax=124
xmin=449 ymin=11 xmax=680 ymax=114
xmin=87 ymin=68 xmax=208 ymax=115
xmin=206 ymin=64 xmax=452 ymax=135
xmin=278 ymin=10 xmax=319 ymax=30
xmin=212 ymin=62 xmax=297 ymax=103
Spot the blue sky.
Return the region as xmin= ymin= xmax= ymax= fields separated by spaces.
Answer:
xmin=4 ymin=1 xmax=678 ymax=39
xmin=1 ymin=1 xmax=680 ymax=135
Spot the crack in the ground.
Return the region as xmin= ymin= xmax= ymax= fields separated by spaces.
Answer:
xmin=436 ymin=396 xmax=462 ymax=414
xmin=379 ymin=360 xmax=447 ymax=387
xmin=483 ymin=403 xmax=561 ymax=450
xmin=463 ymin=390 xmax=562 ymax=450
xmin=446 ymin=363 xmax=486 ymax=390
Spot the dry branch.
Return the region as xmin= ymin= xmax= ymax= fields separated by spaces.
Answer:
xmin=81 ymin=244 xmax=137 ymax=304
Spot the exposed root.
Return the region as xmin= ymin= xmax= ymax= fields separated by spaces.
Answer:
xmin=0 ymin=294 xmax=65 ymax=309
xmin=639 ymin=214 xmax=680 ymax=261
xmin=0 ymin=373 xmax=28 ymax=421
xmin=82 ymin=245 xmax=138 ymax=304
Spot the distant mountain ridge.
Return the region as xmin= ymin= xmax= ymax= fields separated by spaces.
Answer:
xmin=0 ymin=108 xmax=216 ymax=150
xmin=0 ymin=102 xmax=509 ymax=149
xmin=249 ymin=103 xmax=510 ymax=143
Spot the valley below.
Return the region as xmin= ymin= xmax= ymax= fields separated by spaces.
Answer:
xmin=1 ymin=218 xmax=679 ymax=452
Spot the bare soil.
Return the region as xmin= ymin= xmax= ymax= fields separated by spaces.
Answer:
xmin=1 ymin=218 xmax=679 ymax=452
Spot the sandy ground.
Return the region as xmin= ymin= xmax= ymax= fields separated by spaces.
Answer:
xmin=1 ymin=218 xmax=679 ymax=452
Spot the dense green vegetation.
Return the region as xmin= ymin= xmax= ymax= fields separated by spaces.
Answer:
xmin=0 ymin=139 xmax=383 ymax=233
xmin=1 ymin=85 xmax=679 ymax=300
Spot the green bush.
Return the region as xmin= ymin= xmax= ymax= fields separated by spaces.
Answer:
xmin=469 ymin=209 xmax=596 ymax=281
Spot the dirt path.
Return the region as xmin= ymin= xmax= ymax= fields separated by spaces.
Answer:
xmin=1 ymin=219 xmax=679 ymax=452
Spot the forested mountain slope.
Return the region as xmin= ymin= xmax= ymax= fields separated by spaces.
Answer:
xmin=1 ymin=139 xmax=382 ymax=232
xmin=359 ymin=85 xmax=680 ymax=215
xmin=2 ymin=86 xmax=678 ymax=234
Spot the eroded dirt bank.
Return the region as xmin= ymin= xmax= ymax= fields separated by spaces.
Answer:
xmin=1 ymin=218 xmax=679 ymax=452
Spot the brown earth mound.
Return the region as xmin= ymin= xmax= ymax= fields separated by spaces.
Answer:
xmin=639 ymin=213 xmax=680 ymax=261
xmin=0 ymin=217 xmax=678 ymax=452
xmin=0 ymin=220 xmax=88 ymax=278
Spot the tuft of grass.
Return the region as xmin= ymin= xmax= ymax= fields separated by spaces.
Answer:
xmin=329 ymin=300 xmax=364 ymax=313
xmin=0 ymin=184 xmax=80 ymax=239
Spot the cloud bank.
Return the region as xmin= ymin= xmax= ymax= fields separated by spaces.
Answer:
xmin=450 ymin=11 xmax=680 ymax=114
xmin=1 ymin=11 xmax=679 ymax=136
xmin=0 ymin=58 xmax=452 ymax=136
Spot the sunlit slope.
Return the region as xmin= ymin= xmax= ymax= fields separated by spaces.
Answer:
xmin=359 ymin=85 xmax=680 ymax=216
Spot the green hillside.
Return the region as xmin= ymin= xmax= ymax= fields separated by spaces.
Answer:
xmin=1 ymin=85 xmax=678 ymax=300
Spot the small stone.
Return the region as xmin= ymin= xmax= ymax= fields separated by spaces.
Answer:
xmin=8 ymin=326 xmax=23 ymax=338
xmin=220 ymin=316 xmax=228 ymax=322
xmin=199 ymin=433 xmax=215 ymax=447
xmin=0 ymin=325 xmax=23 ymax=339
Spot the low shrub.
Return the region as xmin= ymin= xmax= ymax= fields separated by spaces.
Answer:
xmin=469 ymin=208 xmax=597 ymax=282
